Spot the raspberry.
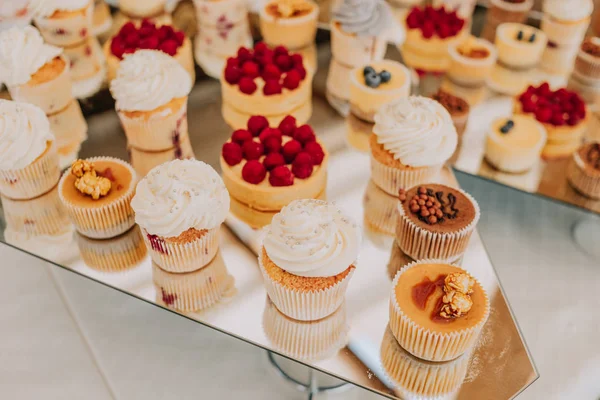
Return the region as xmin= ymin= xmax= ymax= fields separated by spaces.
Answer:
xmin=231 ymin=129 xmax=253 ymax=145
xmin=275 ymin=54 xmax=293 ymax=71
xmin=160 ymin=39 xmax=178 ymax=56
xmin=295 ymin=66 xmax=307 ymax=80
xmin=173 ymin=31 xmax=185 ymax=46
xmin=262 ymin=63 xmax=281 ymax=81
xmin=263 ymin=80 xmax=282 ymax=95
xmin=282 ymin=139 xmax=302 ymax=163
xmin=242 ymin=61 xmax=260 ymax=78
xmin=521 ymin=99 xmax=536 ymax=113
xmin=406 ymin=9 xmax=421 ymax=29
xmin=110 ymin=37 xmax=125 ymax=59
xmin=293 ymin=124 xmax=316 ymax=144
xmin=237 ymin=47 xmax=253 ymax=63
xmin=263 ymin=136 xmax=282 ymax=153
xmin=274 ymin=45 xmax=288 ymax=56
xmin=550 ymin=112 xmax=565 ymax=126
xmin=567 ymin=115 xmax=581 ymax=126
xmin=283 ymin=70 xmax=301 ymax=90
xmin=269 ymin=165 xmax=294 ymax=186
xmin=125 ymin=32 xmax=140 ymax=47
xmin=254 ymin=41 xmax=268 ymax=54
xmin=247 ymin=115 xmax=269 ymax=136
xmin=304 ymin=141 xmax=325 ymax=165
xmin=238 ymin=77 xmax=257 ymax=95
xmin=537 ymin=82 xmax=551 ymax=96
xmin=226 ymin=57 xmax=239 ymax=68
xmin=291 ymin=53 xmax=303 ymax=67
xmin=437 ymin=23 xmax=450 ymax=39
xmin=222 ymin=142 xmax=243 ymax=166
xmin=535 ymin=107 xmax=552 ymax=123
xmin=259 ymin=127 xmax=282 ymax=142
xmin=292 ymin=152 xmax=314 ymax=179
xmin=242 ymin=160 xmax=266 ymax=184
xmin=242 ymin=140 xmax=264 ymax=160
xmin=139 ymin=36 xmax=159 ymax=50
xmin=278 ymin=115 xmax=297 ymax=136
xmin=263 ymin=152 xmax=285 ymax=171
xmin=422 ymin=20 xmax=435 ymax=39
xmin=141 ymin=19 xmax=155 ymax=29
xmin=224 ymin=66 xmax=242 ymax=84
xmin=254 ymin=49 xmax=273 ymax=66
xmin=120 ymin=22 xmax=136 ymax=36
xmin=157 ymin=25 xmax=171 ymax=41
xmin=138 ymin=25 xmax=155 ymax=38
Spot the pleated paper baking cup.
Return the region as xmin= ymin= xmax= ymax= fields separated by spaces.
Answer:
xmin=395 ymin=189 xmax=480 ymax=262
xmin=117 ymin=99 xmax=189 ymax=151
xmin=363 ymin=179 xmax=398 ymax=236
xmin=574 ymin=41 xmax=600 ymax=82
xmin=77 ymin=226 xmax=147 ymax=272
xmin=259 ymin=251 xmax=354 ymax=321
xmin=262 ymin=298 xmax=348 ymax=362
xmin=567 ymin=151 xmax=600 ymax=199
xmin=142 ymin=227 xmax=220 ymax=273
xmin=380 ymin=327 xmax=470 ymax=397
xmin=1 ymin=184 xmax=70 ymax=235
xmin=152 ymin=252 xmax=233 ymax=312
xmin=0 ymin=142 xmax=60 ymax=200
xmin=389 ymin=260 xmax=490 ymax=362
xmin=58 ymin=156 xmax=136 ymax=239
xmin=370 ymin=153 xmax=443 ymax=196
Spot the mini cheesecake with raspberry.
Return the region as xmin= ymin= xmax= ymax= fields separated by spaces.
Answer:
xmin=402 ymin=6 xmax=469 ymax=73
xmin=220 ymin=115 xmax=327 ymax=228
xmin=104 ymin=20 xmax=195 ymax=82
xmin=221 ymin=43 xmax=312 ymax=130
xmin=515 ymin=83 xmax=589 ymax=159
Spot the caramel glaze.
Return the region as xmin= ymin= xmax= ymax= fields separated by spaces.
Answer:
xmin=411 ymin=274 xmax=453 ymax=324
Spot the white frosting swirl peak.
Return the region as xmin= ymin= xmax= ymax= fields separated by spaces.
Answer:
xmin=373 ymin=96 xmax=457 ymax=167
xmin=0 ymin=100 xmax=54 ymax=170
xmin=131 ymin=159 xmax=230 ymax=238
xmin=110 ymin=50 xmax=192 ymax=112
xmin=332 ymin=0 xmax=393 ymax=37
xmin=28 ymin=0 xmax=90 ymax=18
xmin=0 ymin=26 xmax=62 ymax=86
xmin=264 ymin=199 xmax=361 ymax=278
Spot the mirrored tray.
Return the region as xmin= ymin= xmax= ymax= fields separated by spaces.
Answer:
xmin=0 ymin=66 xmax=537 ymax=399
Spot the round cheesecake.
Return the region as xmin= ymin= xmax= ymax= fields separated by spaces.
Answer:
xmin=495 ymin=23 xmax=547 ymax=68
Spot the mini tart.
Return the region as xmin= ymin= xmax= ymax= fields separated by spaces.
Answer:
xmin=329 ymin=21 xmax=387 ymax=69
xmin=448 ymin=37 xmax=497 ymax=87
xmin=349 ymin=61 xmax=411 ymax=123
xmin=485 ymin=115 xmax=546 ymax=173
xmin=0 ymin=141 xmax=60 ymax=200
xmin=259 ymin=0 xmax=319 ymax=51
xmin=363 ymin=179 xmax=398 ymax=236
xmin=58 ymin=157 xmax=137 ymax=239
xmin=432 ymin=90 xmax=470 ymax=136
xmin=76 ymin=226 xmax=147 ymax=272
xmin=129 ymin=139 xmax=195 ymax=178
xmin=152 ymin=251 xmax=233 ymax=312
xmin=573 ymin=37 xmax=600 ymax=82
xmin=567 ymin=142 xmax=600 ymax=199
xmin=396 ymin=184 xmax=480 ymax=262
xmin=117 ymin=96 xmax=190 ymax=152
xmin=380 ymin=326 xmax=470 ymax=397
xmin=259 ymin=247 xmax=355 ymax=321
xmin=370 ymin=134 xmax=444 ymax=196
xmin=8 ymin=55 xmax=73 ymax=115
xmin=34 ymin=1 xmax=94 ymax=47
xmin=263 ymin=298 xmax=348 ymax=362
xmin=389 ymin=260 xmax=489 ymax=362
xmin=495 ymin=23 xmax=547 ymax=69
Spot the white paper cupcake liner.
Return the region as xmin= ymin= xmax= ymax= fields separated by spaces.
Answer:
xmin=58 ymin=156 xmax=137 ymax=239
xmin=380 ymin=327 xmax=470 ymax=397
xmin=35 ymin=2 xmax=94 ymax=47
xmin=258 ymin=250 xmax=354 ymax=321
xmin=152 ymin=251 xmax=233 ymax=312
xmin=389 ymin=259 xmax=490 ymax=362
xmin=370 ymin=152 xmax=443 ymax=196
xmin=567 ymin=151 xmax=600 ymax=199
xmin=262 ymin=298 xmax=348 ymax=362
xmin=363 ymin=179 xmax=398 ymax=236
xmin=142 ymin=227 xmax=220 ymax=273
xmin=76 ymin=226 xmax=147 ymax=272
xmin=395 ymin=189 xmax=480 ymax=262
xmin=0 ymin=142 xmax=60 ymax=200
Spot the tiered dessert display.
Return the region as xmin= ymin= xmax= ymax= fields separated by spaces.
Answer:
xmin=481 ymin=0 xmax=533 ymax=42
xmin=193 ymin=0 xmax=252 ymax=79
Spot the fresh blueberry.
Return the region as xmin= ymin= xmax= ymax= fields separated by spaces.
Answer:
xmin=506 ymin=119 xmax=514 ymax=128
xmin=529 ymin=33 xmax=536 ymax=42
xmin=500 ymin=120 xmax=513 ymax=134
xmin=363 ymin=66 xmax=375 ymax=77
xmin=516 ymin=30 xmax=524 ymax=40
xmin=500 ymin=125 xmax=510 ymax=134
xmin=379 ymin=70 xmax=392 ymax=83
xmin=365 ymin=71 xmax=381 ymax=88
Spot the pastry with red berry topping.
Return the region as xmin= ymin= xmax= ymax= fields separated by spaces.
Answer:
xmin=104 ymin=20 xmax=195 ymax=82
xmin=259 ymin=0 xmax=319 ymax=51
xmin=402 ymin=5 xmax=469 ymax=73
xmin=514 ymin=83 xmax=589 ymax=159
xmin=567 ymin=141 xmax=600 ymax=199
xmin=220 ymin=115 xmax=328 ymax=228
xmin=221 ymin=43 xmax=313 ymax=130
xmin=29 ymin=0 xmax=94 ymax=47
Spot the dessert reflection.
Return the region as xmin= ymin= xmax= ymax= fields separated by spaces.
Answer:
xmin=76 ymin=226 xmax=147 ymax=273
xmin=346 ymin=112 xmax=372 ymax=153
xmin=262 ymin=297 xmax=348 ymax=362
xmin=153 ymin=251 xmax=235 ymax=313
xmin=363 ymin=179 xmax=399 ymax=238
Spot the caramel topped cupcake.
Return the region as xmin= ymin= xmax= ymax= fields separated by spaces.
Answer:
xmin=432 ymin=89 xmax=470 ymax=136
xmin=396 ymin=184 xmax=480 ymax=262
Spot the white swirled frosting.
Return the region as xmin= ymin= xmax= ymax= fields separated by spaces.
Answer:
xmin=0 ymin=100 xmax=54 ymax=170
xmin=131 ymin=159 xmax=230 ymax=238
xmin=28 ymin=0 xmax=90 ymax=18
xmin=332 ymin=0 xmax=393 ymax=37
xmin=0 ymin=26 xmax=62 ymax=86
xmin=264 ymin=199 xmax=361 ymax=278
xmin=110 ymin=50 xmax=192 ymax=112
xmin=373 ymin=96 xmax=458 ymax=167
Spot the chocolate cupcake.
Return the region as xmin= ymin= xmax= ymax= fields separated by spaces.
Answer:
xmin=432 ymin=90 xmax=470 ymax=136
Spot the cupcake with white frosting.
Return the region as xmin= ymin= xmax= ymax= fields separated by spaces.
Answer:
xmin=259 ymin=199 xmax=361 ymax=321
xmin=28 ymin=0 xmax=93 ymax=47
xmin=369 ymin=96 xmax=457 ymax=195
xmin=131 ymin=159 xmax=230 ymax=273
xmin=0 ymin=100 xmax=60 ymax=200
xmin=110 ymin=50 xmax=193 ymax=152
